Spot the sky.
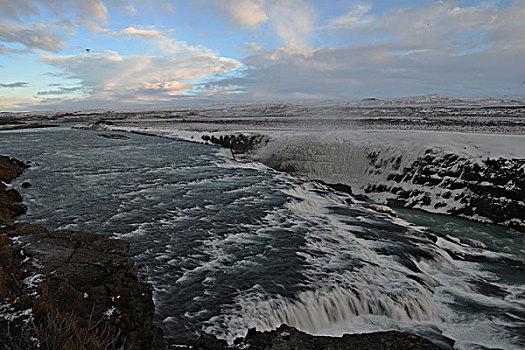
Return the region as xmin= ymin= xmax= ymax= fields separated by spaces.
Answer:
xmin=0 ymin=0 xmax=524 ymax=111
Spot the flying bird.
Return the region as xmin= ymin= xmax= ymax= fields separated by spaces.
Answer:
xmin=85 ymin=48 xmax=91 ymax=53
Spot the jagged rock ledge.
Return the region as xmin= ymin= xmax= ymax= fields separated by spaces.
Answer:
xmin=201 ymin=133 xmax=269 ymax=155
xmin=184 ymin=324 xmax=442 ymax=350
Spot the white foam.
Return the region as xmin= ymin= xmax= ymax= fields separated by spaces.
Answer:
xmin=198 ymin=181 xmax=523 ymax=349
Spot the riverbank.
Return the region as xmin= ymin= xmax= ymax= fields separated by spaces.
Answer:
xmin=0 ymin=120 xmax=58 ymax=131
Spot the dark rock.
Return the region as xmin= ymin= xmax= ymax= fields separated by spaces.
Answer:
xmin=5 ymin=223 xmax=168 ymax=349
xmin=21 ymin=182 xmax=31 ymax=188
xmin=0 ymin=156 xmax=29 ymax=224
xmin=387 ymin=199 xmax=408 ymax=207
xmin=0 ymin=155 xmax=28 ymax=184
xmin=95 ymin=120 xmax=114 ymax=125
xmin=387 ymin=173 xmax=404 ymax=182
xmin=364 ymin=150 xmax=525 ymax=232
xmin=420 ymin=195 xmax=432 ymax=206
xmin=323 ymin=182 xmax=354 ymax=197
xmin=459 ymin=237 xmax=487 ymax=249
xmin=240 ymin=325 xmax=442 ymax=350
xmin=202 ymin=133 xmax=269 ymax=154
xmin=184 ymin=325 xmax=443 ymax=350
xmin=188 ymin=334 xmax=229 ymax=350
xmin=98 ymin=133 xmax=131 ymax=140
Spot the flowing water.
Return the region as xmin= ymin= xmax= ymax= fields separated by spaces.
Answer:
xmin=1 ymin=125 xmax=524 ymax=349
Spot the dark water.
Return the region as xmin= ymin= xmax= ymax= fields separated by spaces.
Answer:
xmin=1 ymin=126 xmax=524 ymax=349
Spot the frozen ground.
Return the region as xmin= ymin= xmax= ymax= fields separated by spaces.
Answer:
xmin=2 ymin=94 xmax=525 ymax=134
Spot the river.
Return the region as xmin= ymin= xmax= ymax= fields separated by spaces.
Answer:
xmin=1 ymin=125 xmax=523 ymax=349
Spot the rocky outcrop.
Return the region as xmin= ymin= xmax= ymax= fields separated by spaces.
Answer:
xmin=187 ymin=325 xmax=442 ymax=350
xmin=202 ymin=133 xmax=269 ymax=155
xmin=364 ymin=150 xmax=525 ymax=232
xmin=6 ymin=224 xmax=167 ymax=349
xmin=0 ymin=156 xmax=29 ymax=225
xmin=0 ymin=156 xmax=167 ymax=350
xmin=98 ymin=133 xmax=131 ymax=140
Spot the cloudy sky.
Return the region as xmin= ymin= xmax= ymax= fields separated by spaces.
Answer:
xmin=0 ymin=0 xmax=524 ymax=111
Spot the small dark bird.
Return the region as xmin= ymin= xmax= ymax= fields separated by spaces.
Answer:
xmin=85 ymin=48 xmax=91 ymax=53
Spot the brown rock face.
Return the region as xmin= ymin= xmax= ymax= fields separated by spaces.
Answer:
xmin=0 ymin=156 xmax=29 ymax=224
xmin=0 ymin=156 xmax=28 ymax=184
xmin=7 ymin=224 xmax=167 ymax=349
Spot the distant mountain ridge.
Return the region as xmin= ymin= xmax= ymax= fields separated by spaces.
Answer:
xmin=2 ymin=94 xmax=523 ymax=119
xmin=359 ymin=94 xmax=522 ymax=106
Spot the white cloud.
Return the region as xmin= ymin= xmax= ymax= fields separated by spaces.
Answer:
xmin=83 ymin=20 xmax=109 ymax=34
xmin=214 ymin=1 xmax=525 ymax=100
xmin=141 ymin=81 xmax=192 ymax=95
xmin=245 ymin=42 xmax=264 ymax=54
xmin=267 ymin=0 xmax=314 ymax=48
xmin=210 ymin=0 xmax=268 ymax=28
xmin=39 ymin=49 xmax=242 ymax=103
xmin=0 ymin=0 xmax=114 ymax=53
xmin=324 ymin=1 xmax=525 ymax=54
xmin=125 ymin=4 xmax=137 ymax=15
xmin=113 ymin=26 xmax=165 ymax=38
xmin=0 ymin=20 xmax=66 ymax=52
xmin=0 ymin=0 xmax=109 ymax=23
xmin=216 ymin=43 xmax=523 ymax=100
xmin=207 ymin=0 xmax=314 ymax=51
xmin=322 ymin=3 xmax=372 ymax=29
xmin=158 ymin=37 xmax=217 ymax=57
